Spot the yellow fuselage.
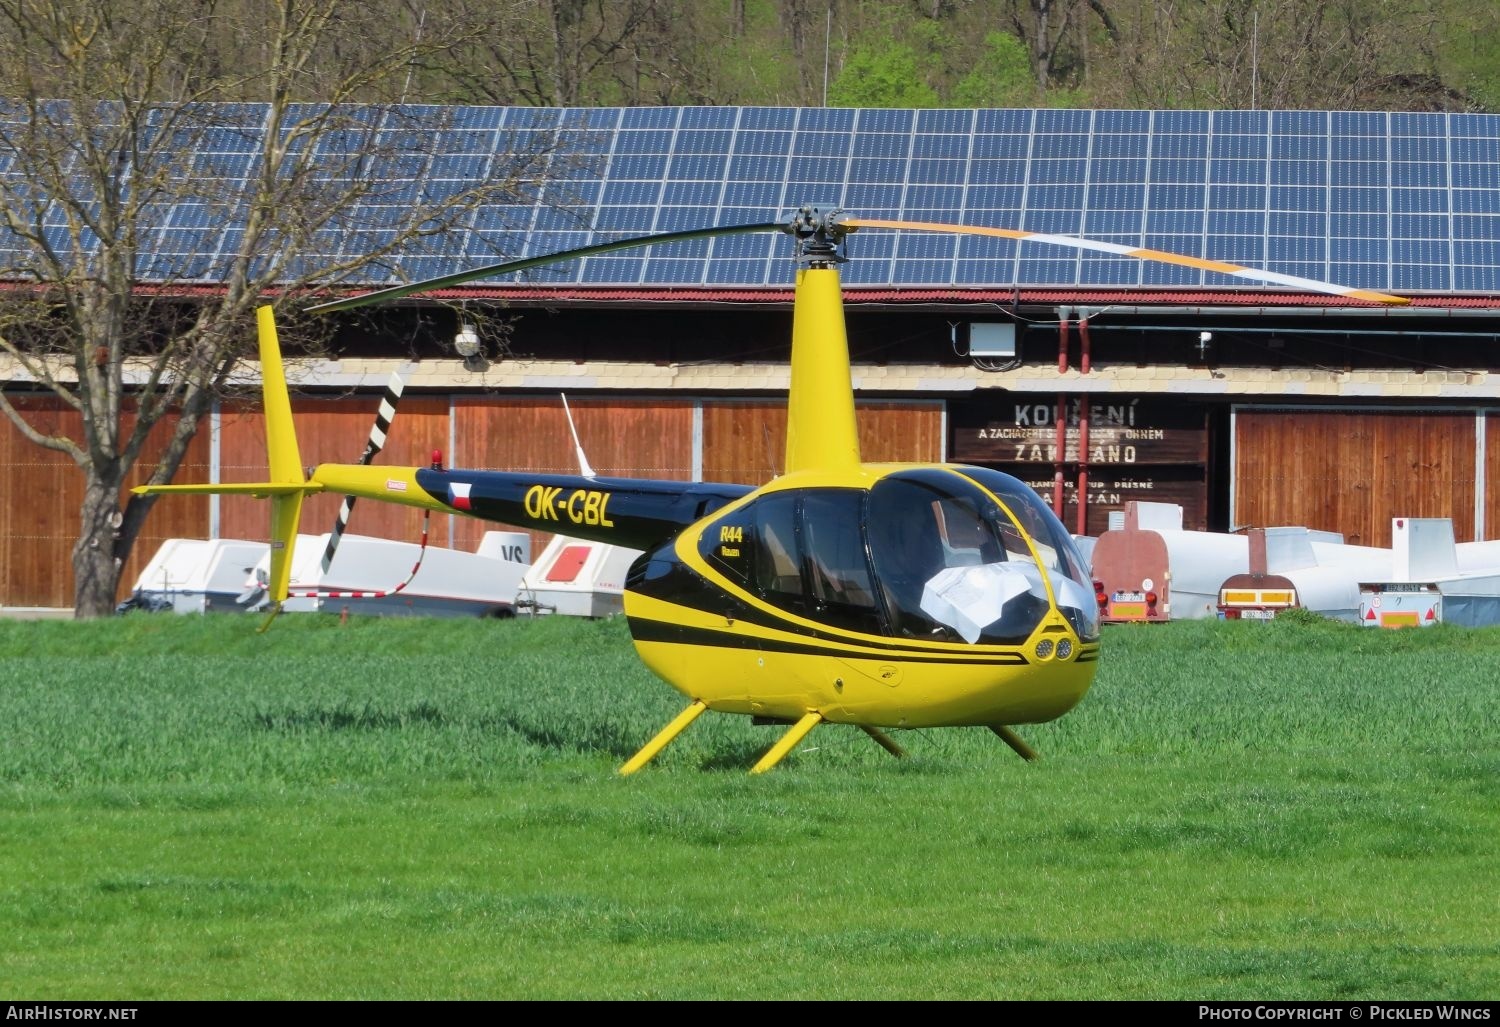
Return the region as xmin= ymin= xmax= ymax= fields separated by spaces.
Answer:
xmin=624 ymin=466 xmax=1099 ymax=729
xmin=626 ymin=596 xmax=1096 ymax=727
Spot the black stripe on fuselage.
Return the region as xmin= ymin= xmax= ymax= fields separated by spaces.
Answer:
xmin=626 ymin=615 xmax=1034 ymax=665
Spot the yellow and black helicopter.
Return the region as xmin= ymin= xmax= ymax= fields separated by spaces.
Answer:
xmin=136 ymin=206 xmax=1405 ymax=774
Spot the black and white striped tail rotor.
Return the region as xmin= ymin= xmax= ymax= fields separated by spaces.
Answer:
xmin=321 ymin=370 xmax=405 ymax=575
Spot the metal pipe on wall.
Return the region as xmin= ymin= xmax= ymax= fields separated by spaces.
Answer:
xmin=1077 ymin=400 xmax=1090 ymax=536
xmin=1053 ymin=393 xmax=1066 ymax=516
xmin=1078 ymin=316 xmax=1091 ymax=534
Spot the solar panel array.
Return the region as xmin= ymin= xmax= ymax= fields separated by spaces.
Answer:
xmin=4 ymin=104 xmax=1500 ymax=294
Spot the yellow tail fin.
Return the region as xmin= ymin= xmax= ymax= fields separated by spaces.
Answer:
xmin=255 ymin=306 xmax=309 ymax=611
xmin=134 ymin=305 xmax=317 ymax=617
xmin=258 ymin=306 xmax=304 ymax=487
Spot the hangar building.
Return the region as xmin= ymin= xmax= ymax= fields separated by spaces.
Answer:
xmin=3 ymin=105 xmax=1499 ymax=608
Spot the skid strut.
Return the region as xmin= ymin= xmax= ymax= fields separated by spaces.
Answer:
xmin=990 ymin=725 xmax=1039 ymax=762
xmin=860 ymin=724 xmax=907 ymax=758
xmin=750 ymin=711 xmax=823 ymax=774
xmin=619 ymin=700 xmax=708 ymax=776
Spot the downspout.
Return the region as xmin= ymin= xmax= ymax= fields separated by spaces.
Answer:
xmin=1058 ymin=310 xmax=1070 ymax=374
xmin=1053 ymin=393 xmax=1066 ymax=516
xmin=1077 ymin=316 xmax=1091 ymax=535
xmin=1053 ymin=309 xmax=1070 ymax=516
xmin=1077 ymin=396 xmax=1090 ymax=537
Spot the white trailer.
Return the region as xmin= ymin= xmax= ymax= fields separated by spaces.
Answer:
xmin=120 ymin=538 xmax=270 ymax=614
xmin=515 ymin=535 xmax=642 ymax=618
xmin=244 ymin=530 xmax=532 ymax=619
xmin=1355 ymin=518 xmax=1500 ymax=628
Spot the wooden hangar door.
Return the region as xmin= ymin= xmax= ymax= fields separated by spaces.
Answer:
xmin=1232 ymin=407 xmax=1479 ymax=547
xmin=701 ymin=399 xmax=944 ymax=485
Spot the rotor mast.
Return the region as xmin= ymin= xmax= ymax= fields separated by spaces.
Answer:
xmin=783 ymin=207 xmax=860 ymax=475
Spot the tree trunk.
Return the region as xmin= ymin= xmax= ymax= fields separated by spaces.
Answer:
xmin=73 ymin=473 xmax=128 ymax=619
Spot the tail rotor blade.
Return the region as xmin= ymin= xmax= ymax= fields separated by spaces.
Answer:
xmin=360 ymin=373 xmax=404 ymax=464
xmin=321 ymin=370 xmax=405 ymax=575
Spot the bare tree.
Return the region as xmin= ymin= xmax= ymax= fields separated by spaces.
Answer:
xmin=0 ymin=0 xmax=563 ymax=617
xmin=1005 ymin=0 xmax=1120 ymax=91
xmin=439 ymin=0 xmax=670 ymax=107
xmin=1095 ymin=0 xmax=1460 ymax=110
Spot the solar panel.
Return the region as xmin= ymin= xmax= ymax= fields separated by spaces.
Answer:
xmin=3 ymin=105 xmax=1500 ymax=294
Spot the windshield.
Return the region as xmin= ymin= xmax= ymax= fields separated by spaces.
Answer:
xmin=867 ymin=468 xmax=1100 ymax=643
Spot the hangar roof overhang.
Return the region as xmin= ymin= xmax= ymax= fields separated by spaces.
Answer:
xmin=378 ymin=284 xmax=1500 ymax=316
xmin=80 ymin=280 xmax=1500 ymax=317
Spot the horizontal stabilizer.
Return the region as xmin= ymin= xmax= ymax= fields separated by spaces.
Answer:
xmin=134 ymin=482 xmax=318 ymax=497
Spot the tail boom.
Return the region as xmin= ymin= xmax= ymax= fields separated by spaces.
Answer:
xmin=132 ymin=303 xmax=750 ymax=609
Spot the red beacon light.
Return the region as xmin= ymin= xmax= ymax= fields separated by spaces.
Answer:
xmin=1145 ymin=591 xmax=1159 ymax=615
xmin=431 ymin=449 xmax=444 ymax=470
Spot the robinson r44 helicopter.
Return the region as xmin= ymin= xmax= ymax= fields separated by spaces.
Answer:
xmin=136 ymin=205 xmax=1406 ymax=774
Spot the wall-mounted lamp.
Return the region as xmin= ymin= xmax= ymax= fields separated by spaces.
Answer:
xmin=454 ymin=321 xmax=488 ymax=372
xmin=1196 ymin=330 xmax=1213 ymax=360
xmin=454 ymin=322 xmax=481 ymax=358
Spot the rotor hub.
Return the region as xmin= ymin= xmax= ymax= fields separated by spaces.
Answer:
xmin=783 ymin=205 xmax=850 ymax=267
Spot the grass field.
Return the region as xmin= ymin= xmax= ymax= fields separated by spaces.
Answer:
xmin=0 ymin=611 xmax=1495 ymax=1000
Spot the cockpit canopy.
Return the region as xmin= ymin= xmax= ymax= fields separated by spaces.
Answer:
xmin=699 ymin=467 xmax=1099 ymax=643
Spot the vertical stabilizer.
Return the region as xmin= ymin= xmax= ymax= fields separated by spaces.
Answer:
xmin=258 ymin=306 xmax=303 ymax=485
xmin=256 ymin=306 xmax=307 ymax=607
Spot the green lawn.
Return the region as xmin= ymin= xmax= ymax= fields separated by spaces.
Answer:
xmin=0 ymin=612 xmax=1494 ymax=999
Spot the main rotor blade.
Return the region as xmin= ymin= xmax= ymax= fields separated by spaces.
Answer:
xmin=307 ymin=221 xmax=784 ymax=314
xmin=841 ymin=217 xmax=1409 ymax=306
